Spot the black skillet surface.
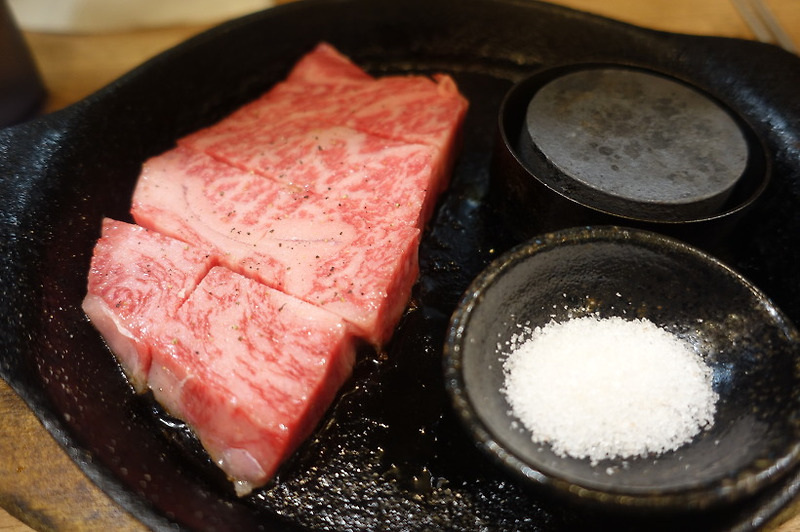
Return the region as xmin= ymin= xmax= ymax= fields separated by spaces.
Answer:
xmin=1 ymin=0 xmax=800 ymax=530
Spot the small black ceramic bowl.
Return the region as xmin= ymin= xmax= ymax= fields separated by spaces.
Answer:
xmin=443 ymin=226 xmax=800 ymax=513
xmin=490 ymin=64 xmax=771 ymax=249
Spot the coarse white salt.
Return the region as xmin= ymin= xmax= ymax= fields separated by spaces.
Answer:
xmin=501 ymin=315 xmax=717 ymax=464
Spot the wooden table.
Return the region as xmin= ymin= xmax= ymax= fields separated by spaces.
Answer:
xmin=2 ymin=1 xmax=799 ymax=530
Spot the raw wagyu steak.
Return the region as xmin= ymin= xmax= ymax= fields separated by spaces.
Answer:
xmin=82 ymin=218 xmax=216 ymax=392
xmin=180 ymin=43 xmax=465 ymax=186
xmin=83 ymin=42 xmax=467 ymax=494
xmin=132 ymin=139 xmax=426 ymax=345
xmin=149 ymin=265 xmax=355 ymax=496
xmin=83 ymin=220 xmax=355 ymax=495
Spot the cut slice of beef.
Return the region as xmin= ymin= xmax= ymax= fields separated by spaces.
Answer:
xmin=279 ymin=42 xmax=468 ymax=152
xmin=179 ymin=43 xmax=467 ymax=198
xmin=148 ymin=266 xmax=355 ymax=496
xmin=83 ymin=220 xmax=356 ymax=495
xmin=180 ymin=126 xmax=441 ymax=226
xmin=82 ymin=218 xmax=216 ymax=391
xmin=132 ymin=138 xmax=425 ymax=345
xmin=182 ymin=74 xmax=467 ymax=168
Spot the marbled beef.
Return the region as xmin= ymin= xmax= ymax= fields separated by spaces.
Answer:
xmin=82 ymin=219 xmax=216 ymax=392
xmin=83 ymin=43 xmax=467 ymax=494
xmin=178 ymin=43 xmax=467 ymax=214
xmin=84 ymin=220 xmax=356 ymax=495
xmin=132 ymin=137 xmax=426 ymax=344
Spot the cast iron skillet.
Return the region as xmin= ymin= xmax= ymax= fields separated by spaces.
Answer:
xmin=1 ymin=0 xmax=799 ymax=530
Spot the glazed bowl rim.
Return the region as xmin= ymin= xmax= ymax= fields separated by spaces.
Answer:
xmin=443 ymin=225 xmax=800 ymax=511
